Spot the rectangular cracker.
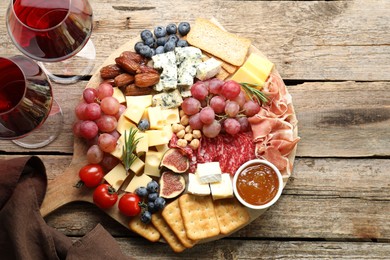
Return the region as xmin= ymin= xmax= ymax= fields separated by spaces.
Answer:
xmin=213 ymin=198 xmax=250 ymax=235
xmin=203 ymin=52 xmax=238 ymax=74
xmin=187 ymin=18 xmax=251 ymax=66
xmin=129 ymin=217 xmax=160 ymax=242
xmin=151 ymin=213 xmax=187 ymax=253
xmin=162 ymin=198 xmax=197 ymax=248
xmin=215 ymin=67 xmax=230 ymax=81
xmin=179 ymin=194 xmax=220 ymax=240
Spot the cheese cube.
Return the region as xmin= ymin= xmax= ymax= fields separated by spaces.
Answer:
xmin=162 ymin=108 xmax=180 ymax=125
xmin=117 ymin=114 xmax=136 ymax=135
xmin=146 ymin=130 xmax=171 ymax=147
xmin=135 ymin=132 xmax=148 ymax=154
xmin=104 ymin=163 xmax=127 ymax=191
xmin=210 ymin=174 xmax=233 ymax=200
xmin=155 ymin=143 xmax=170 ymax=153
xmin=144 ymin=151 xmax=164 ymax=177
xmin=196 ymin=162 xmax=222 ymax=184
xmin=129 ymin=157 xmax=145 ymax=175
xmin=112 ymin=87 xmax=126 ymax=103
xmin=125 ymin=95 xmax=152 ymax=123
xmin=111 ymin=135 xmax=125 ymax=160
xmin=125 ymin=174 xmax=152 ymax=193
xmin=187 ymin=173 xmax=210 ymax=195
xmin=196 ymin=58 xmax=222 ymax=80
xmin=147 ymin=106 xmax=166 ymax=130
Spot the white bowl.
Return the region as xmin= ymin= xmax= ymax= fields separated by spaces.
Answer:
xmin=233 ymin=159 xmax=283 ymax=210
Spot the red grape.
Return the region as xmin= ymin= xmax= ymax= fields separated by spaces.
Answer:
xmin=243 ymin=100 xmax=261 ymax=117
xmin=232 ymin=90 xmax=247 ymax=108
xmin=115 ymin=104 xmax=126 ymax=120
xmin=210 ymin=96 xmax=226 ymax=114
xmin=79 ymin=120 xmax=98 ymax=139
xmin=75 ymin=102 xmax=88 ymax=120
xmin=87 ymin=144 xmax=104 ymax=164
xmin=208 ymin=78 xmax=224 ymax=94
xmin=199 ymin=107 xmax=215 ymax=125
xmin=85 ymin=103 xmax=101 ymax=120
xmin=100 ymin=153 xmax=120 ymax=171
xmin=98 ymin=133 xmax=117 ymax=153
xmin=96 ymin=115 xmax=118 ymax=133
xmin=225 ymin=101 xmax=240 ymax=117
xmin=182 ymin=97 xmax=201 ymax=115
xmin=97 ymin=82 xmax=114 ymax=100
xmin=191 ymin=81 xmax=208 ymax=100
xmin=83 ymin=88 xmax=98 ymax=103
xmin=237 ymin=117 xmax=250 ymax=132
xmin=221 ymin=80 xmax=241 ymax=100
xmin=108 ymin=130 xmax=120 ymax=141
xmin=202 ymin=120 xmax=221 ymax=138
xmin=189 ymin=113 xmax=204 ymax=130
xmin=72 ymin=121 xmax=82 ymax=137
xmin=100 ymin=96 xmax=120 ymax=115
xmin=224 ymin=118 xmax=241 ymax=135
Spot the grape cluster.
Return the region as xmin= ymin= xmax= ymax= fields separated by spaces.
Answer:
xmin=135 ymin=180 xmax=166 ymax=224
xmin=73 ymin=82 xmax=125 ymax=169
xmin=181 ymin=79 xmax=261 ymax=138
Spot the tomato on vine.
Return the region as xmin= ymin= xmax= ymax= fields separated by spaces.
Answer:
xmin=118 ymin=193 xmax=141 ymax=217
xmin=93 ymin=184 xmax=118 ymax=209
xmin=78 ymin=164 xmax=104 ymax=188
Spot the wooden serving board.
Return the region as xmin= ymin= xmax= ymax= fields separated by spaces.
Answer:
xmin=40 ymin=20 xmax=299 ymax=243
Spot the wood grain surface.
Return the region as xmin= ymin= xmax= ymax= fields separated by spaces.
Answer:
xmin=0 ymin=0 xmax=389 ymax=258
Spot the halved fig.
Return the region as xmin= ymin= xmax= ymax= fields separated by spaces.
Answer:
xmin=159 ymin=171 xmax=185 ymax=199
xmin=160 ymin=148 xmax=189 ymax=173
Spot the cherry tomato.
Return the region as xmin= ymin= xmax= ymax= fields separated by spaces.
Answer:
xmin=118 ymin=193 xmax=141 ymax=217
xmin=93 ymin=184 xmax=118 ymax=209
xmin=78 ymin=164 xmax=104 ymax=188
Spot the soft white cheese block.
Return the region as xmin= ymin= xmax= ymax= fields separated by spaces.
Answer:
xmin=187 ymin=173 xmax=210 ymax=195
xmin=210 ymin=173 xmax=233 ymax=200
xmin=196 ymin=162 xmax=222 ymax=184
xmin=104 ymin=163 xmax=127 ymax=191
xmin=125 ymin=174 xmax=152 ymax=193
xmin=196 ymin=58 xmax=222 ymax=80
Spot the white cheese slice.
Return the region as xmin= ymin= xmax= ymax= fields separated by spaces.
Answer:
xmin=210 ymin=173 xmax=233 ymax=200
xmin=196 ymin=162 xmax=222 ymax=184
xmin=125 ymin=174 xmax=152 ymax=193
xmin=187 ymin=173 xmax=210 ymax=195
xmin=104 ymin=163 xmax=127 ymax=191
xmin=196 ymin=58 xmax=222 ymax=80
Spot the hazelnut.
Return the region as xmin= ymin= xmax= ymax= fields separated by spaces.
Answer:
xmin=184 ymin=133 xmax=193 ymax=142
xmin=192 ymin=130 xmax=202 ymax=139
xmin=180 ymin=115 xmax=189 ymax=126
xmin=185 ymin=125 xmax=192 ymax=133
xmin=176 ymin=129 xmax=185 ymax=139
xmin=177 ymin=139 xmax=188 ymax=148
xmin=172 ymin=123 xmax=184 ymax=133
xmin=189 ymin=139 xmax=200 ymax=150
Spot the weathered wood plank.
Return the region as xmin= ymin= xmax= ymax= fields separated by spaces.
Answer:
xmin=0 ymin=0 xmax=389 ymax=81
xmin=1 ymin=81 xmax=389 ymax=157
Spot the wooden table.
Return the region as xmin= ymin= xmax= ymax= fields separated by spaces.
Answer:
xmin=1 ymin=0 xmax=389 ymax=258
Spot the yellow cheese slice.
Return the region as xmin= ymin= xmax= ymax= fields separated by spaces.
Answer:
xmin=112 ymin=87 xmax=126 ymax=104
xmin=125 ymin=95 xmax=153 ymax=123
xmin=245 ymin=53 xmax=274 ymax=83
xmin=146 ymin=130 xmax=171 ymax=147
xmin=230 ymin=66 xmax=262 ymax=85
xmin=117 ymin=114 xmax=136 ymax=136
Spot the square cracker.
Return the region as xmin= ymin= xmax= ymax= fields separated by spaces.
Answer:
xmin=187 ymin=18 xmax=251 ymax=66
xmin=129 ymin=217 xmax=160 ymax=242
xmin=151 ymin=213 xmax=187 ymax=253
xmin=213 ymin=198 xmax=250 ymax=235
xmin=179 ymin=194 xmax=220 ymax=240
xmin=162 ymin=198 xmax=197 ymax=248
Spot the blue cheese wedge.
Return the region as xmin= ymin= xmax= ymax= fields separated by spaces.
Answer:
xmin=187 ymin=172 xmax=210 ymax=195
xmin=175 ymin=47 xmax=202 ymax=96
xmin=152 ymin=51 xmax=177 ymax=91
xmin=210 ymin=173 xmax=234 ymax=200
xmin=152 ymin=89 xmax=183 ymax=109
xmin=196 ymin=58 xmax=222 ymax=80
xmin=196 ymin=162 xmax=222 ymax=184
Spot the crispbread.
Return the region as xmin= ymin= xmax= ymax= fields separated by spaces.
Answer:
xmin=213 ymin=198 xmax=250 ymax=235
xmin=203 ymin=52 xmax=238 ymax=74
xmin=215 ymin=67 xmax=230 ymax=81
xmin=187 ymin=18 xmax=251 ymax=66
xmin=151 ymin=213 xmax=187 ymax=253
xmin=179 ymin=194 xmax=220 ymax=240
xmin=161 ymin=198 xmax=197 ymax=248
xmin=129 ymin=217 xmax=160 ymax=242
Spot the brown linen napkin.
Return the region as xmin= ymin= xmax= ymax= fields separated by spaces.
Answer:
xmin=0 ymin=156 xmax=128 ymax=260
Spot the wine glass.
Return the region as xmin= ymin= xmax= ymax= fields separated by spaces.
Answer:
xmin=0 ymin=55 xmax=63 ymax=148
xmin=6 ymin=0 xmax=95 ymax=84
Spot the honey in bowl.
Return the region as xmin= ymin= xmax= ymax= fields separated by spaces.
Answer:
xmin=233 ymin=159 xmax=283 ymax=210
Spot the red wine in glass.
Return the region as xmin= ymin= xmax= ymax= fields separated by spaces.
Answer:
xmin=6 ymin=0 xmax=95 ymax=84
xmin=0 ymin=55 xmax=63 ymax=148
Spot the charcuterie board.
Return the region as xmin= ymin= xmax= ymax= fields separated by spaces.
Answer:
xmin=40 ymin=18 xmax=299 ymax=249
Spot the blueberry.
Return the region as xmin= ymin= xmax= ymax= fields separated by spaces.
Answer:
xmin=134 ymin=42 xmax=144 ymax=54
xmin=150 ymin=48 xmax=156 ymax=56
xmin=147 ymin=201 xmax=158 ymax=213
xmin=154 ymin=197 xmax=166 ymax=210
xmin=167 ymin=34 xmax=179 ymax=43
xmin=155 ymin=46 xmax=165 ymax=55
xmin=139 ymin=45 xmax=153 ymax=58
xmin=140 ymin=211 xmax=152 ymax=224
xmin=156 ymin=37 xmax=167 ymax=46
xmin=148 ymin=192 xmax=159 ymax=202
xmin=164 ymin=40 xmax=176 ymax=52
xmin=140 ymin=29 xmax=153 ymax=41
xmin=135 ymin=187 xmax=148 ymax=197
xmin=154 ymin=26 xmax=167 ymax=38
xmin=147 ymin=180 xmax=159 ymax=193
xmin=138 ymin=119 xmax=150 ymax=131
xmin=166 ymin=23 xmax=177 ymax=35
xmin=144 ymin=37 xmax=155 ymax=48
xmin=178 ymin=22 xmax=191 ymax=36
xmin=176 ymin=39 xmax=188 ymax=47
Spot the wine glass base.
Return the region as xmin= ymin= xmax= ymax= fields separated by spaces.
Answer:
xmin=39 ymin=39 xmax=96 ymax=85
xmin=12 ymin=99 xmax=63 ymax=149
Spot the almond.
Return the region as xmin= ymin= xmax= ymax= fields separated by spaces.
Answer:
xmin=100 ymin=64 xmax=122 ymax=79
xmin=123 ymin=84 xmax=154 ymax=96
xmin=115 ymin=56 xmax=140 ymax=74
xmin=135 ymin=73 xmax=160 ymax=88
xmin=114 ymin=73 xmax=134 ymax=87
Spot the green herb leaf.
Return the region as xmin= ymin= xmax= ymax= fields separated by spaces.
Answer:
xmin=240 ymin=82 xmax=269 ymax=105
xmin=122 ymin=128 xmax=142 ymax=173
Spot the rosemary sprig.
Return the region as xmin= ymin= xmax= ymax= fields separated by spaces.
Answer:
xmin=122 ymin=128 xmax=142 ymax=173
xmin=240 ymin=82 xmax=269 ymax=105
